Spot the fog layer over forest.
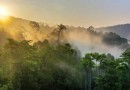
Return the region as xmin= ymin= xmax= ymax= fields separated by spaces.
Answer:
xmin=0 ymin=17 xmax=129 ymax=57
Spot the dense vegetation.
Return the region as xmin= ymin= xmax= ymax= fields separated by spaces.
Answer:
xmin=0 ymin=18 xmax=129 ymax=50
xmin=103 ymin=32 xmax=129 ymax=48
xmin=0 ymin=38 xmax=83 ymax=90
xmin=0 ymin=38 xmax=130 ymax=90
xmin=86 ymin=26 xmax=129 ymax=49
xmin=0 ymin=20 xmax=130 ymax=90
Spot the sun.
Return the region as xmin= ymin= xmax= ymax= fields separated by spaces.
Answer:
xmin=0 ymin=6 xmax=9 ymax=21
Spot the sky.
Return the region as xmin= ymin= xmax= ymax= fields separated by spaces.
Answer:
xmin=0 ymin=0 xmax=130 ymax=27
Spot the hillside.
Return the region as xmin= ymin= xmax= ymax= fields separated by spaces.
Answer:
xmin=0 ymin=16 xmax=129 ymax=57
xmin=96 ymin=24 xmax=130 ymax=39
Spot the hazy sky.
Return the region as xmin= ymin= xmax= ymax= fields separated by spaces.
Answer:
xmin=0 ymin=0 xmax=130 ymax=27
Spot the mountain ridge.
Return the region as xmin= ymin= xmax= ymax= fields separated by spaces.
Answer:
xmin=96 ymin=23 xmax=130 ymax=39
xmin=0 ymin=16 xmax=130 ymax=57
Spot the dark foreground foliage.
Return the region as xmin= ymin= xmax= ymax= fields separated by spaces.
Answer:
xmin=0 ymin=39 xmax=130 ymax=90
xmin=0 ymin=39 xmax=83 ymax=90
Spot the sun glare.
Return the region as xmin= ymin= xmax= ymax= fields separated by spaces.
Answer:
xmin=0 ymin=6 xmax=9 ymax=21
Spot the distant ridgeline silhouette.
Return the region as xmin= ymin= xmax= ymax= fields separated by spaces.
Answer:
xmin=86 ymin=26 xmax=129 ymax=49
xmin=0 ymin=16 xmax=129 ymax=50
xmin=96 ymin=24 xmax=130 ymax=39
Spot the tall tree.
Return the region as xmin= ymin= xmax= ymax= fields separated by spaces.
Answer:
xmin=57 ymin=24 xmax=66 ymax=44
xmin=81 ymin=53 xmax=95 ymax=90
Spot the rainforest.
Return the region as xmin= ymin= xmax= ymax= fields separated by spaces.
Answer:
xmin=0 ymin=0 xmax=130 ymax=90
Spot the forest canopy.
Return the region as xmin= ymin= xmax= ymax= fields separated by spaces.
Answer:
xmin=0 ymin=38 xmax=130 ymax=90
xmin=0 ymin=17 xmax=130 ymax=90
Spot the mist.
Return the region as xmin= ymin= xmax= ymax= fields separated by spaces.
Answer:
xmin=64 ymin=27 xmax=125 ymax=58
xmin=0 ymin=17 xmax=129 ymax=58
